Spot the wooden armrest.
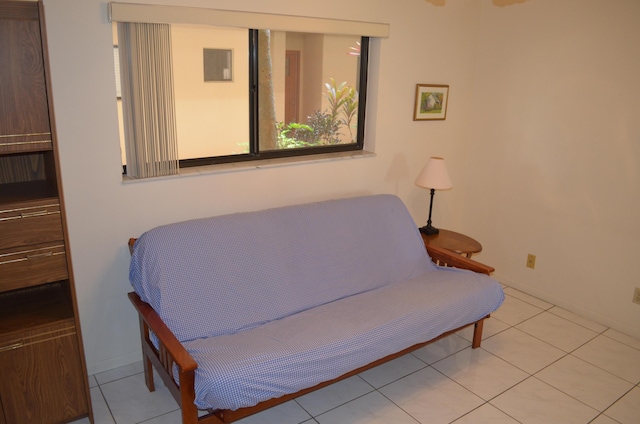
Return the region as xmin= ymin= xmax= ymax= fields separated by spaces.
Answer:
xmin=129 ymin=238 xmax=137 ymax=255
xmin=426 ymin=244 xmax=495 ymax=275
xmin=128 ymin=292 xmax=198 ymax=372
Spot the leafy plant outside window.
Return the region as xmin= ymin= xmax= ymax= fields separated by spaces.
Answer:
xmin=276 ymin=78 xmax=358 ymax=148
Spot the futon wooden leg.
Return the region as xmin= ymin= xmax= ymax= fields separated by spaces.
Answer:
xmin=472 ymin=319 xmax=484 ymax=348
xmin=181 ymin=402 xmax=199 ymax=424
xmin=138 ymin=317 xmax=156 ymax=391
xmin=144 ymin=355 xmax=155 ymax=392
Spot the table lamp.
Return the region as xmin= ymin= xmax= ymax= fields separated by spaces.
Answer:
xmin=415 ymin=156 xmax=452 ymax=235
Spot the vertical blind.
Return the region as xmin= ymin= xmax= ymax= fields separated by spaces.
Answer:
xmin=118 ymin=22 xmax=178 ymax=178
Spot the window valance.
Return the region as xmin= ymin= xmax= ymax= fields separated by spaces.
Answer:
xmin=108 ymin=3 xmax=390 ymax=38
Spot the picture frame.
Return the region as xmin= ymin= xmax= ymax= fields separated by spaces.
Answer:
xmin=413 ymin=84 xmax=449 ymax=121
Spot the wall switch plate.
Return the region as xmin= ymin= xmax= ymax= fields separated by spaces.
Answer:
xmin=633 ymin=287 xmax=640 ymax=305
xmin=526 ymin=254 xmax=536 ymax=269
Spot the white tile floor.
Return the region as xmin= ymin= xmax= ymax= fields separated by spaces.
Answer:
xmin=73 ymin=285 xmax=640 ymax=424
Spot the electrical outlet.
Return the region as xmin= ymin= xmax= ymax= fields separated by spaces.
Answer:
xmin=633 ymin=287 xmax=640 ymax=305
xmin=526 ymin=254 xmax=536 ymax=269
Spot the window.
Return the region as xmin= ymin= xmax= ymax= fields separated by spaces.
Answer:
xmin=203 ymin=48 xmax=233 ymax=82
xmin=110 ymin=4 xmax=388 ymax=178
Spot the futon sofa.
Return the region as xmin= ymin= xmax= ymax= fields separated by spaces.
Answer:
xmin=128 ymin=194 xmax=504 ymax=424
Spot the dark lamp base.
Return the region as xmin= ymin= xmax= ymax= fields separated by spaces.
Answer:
xmin=419 ymin=225 xmax=440 ymax=236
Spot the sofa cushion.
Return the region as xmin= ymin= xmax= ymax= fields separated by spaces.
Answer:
xmin=183 ymin=266 xmax=504 ymax=410
xmin=130 ymin=194 xmax=434 ymax=342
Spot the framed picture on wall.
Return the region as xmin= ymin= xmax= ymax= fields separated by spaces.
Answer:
xmin=413 ymin=84 xmax=449 ymax=121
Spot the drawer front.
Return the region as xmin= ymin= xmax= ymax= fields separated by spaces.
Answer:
xmin=0 ymin=243 xmax=68 ymax=292
xmin=0 ymin=134 xmax=52 ymax=155
xmin=0 ymin=201 xmax=63 ymax=250
xmin=0 ymin=319 xmax=76 ymax=350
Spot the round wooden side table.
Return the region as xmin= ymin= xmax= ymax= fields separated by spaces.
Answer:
xmin=421 ymin=229 xmax=482 ymax=258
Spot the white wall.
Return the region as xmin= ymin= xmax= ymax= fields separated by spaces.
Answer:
xmin=466 ymin=0 xmax=640 ymax=339
xmin=40 ymin=0 xmax=639 ymax=374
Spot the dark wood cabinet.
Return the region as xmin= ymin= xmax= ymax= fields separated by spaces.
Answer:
xmin=0 ymin=2 xmax=93 ymax=423
xmin=0 ymin=1 xmax=51 ymax=154
xmin=0 ymin=398 xmax=6 ymax=424
xmin=0 ymin=317 xmax=87 ymax=424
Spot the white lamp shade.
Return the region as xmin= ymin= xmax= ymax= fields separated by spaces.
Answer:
xmin=415 ymin=157 xmax=452 ymax=190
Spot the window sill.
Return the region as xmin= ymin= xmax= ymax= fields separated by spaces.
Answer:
xmin=122 ymin=150 xmax=376 ymax=183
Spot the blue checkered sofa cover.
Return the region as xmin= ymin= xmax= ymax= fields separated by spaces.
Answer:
xmin=129 ymin=194 xmax=504 ymax=410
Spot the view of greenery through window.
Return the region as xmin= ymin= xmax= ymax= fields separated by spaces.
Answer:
xmin=275 ymin=78 xmax=359 ymax=149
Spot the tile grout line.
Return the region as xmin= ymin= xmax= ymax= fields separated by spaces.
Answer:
xmin=96 ymin=384 xmax=118 ymax=424
xmin=487 ymin=307 xmax=633 ymax=417
xmin=501 ymin=288 xmax=613 ymax=336
xmin=600 ymin=330 xmax=640 ymax=352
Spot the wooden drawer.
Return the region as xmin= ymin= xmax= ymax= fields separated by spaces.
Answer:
xmin=0 ymin=243 xmax=68 ymax=293
xmin=0 ymin=320 xmax=89 ymax=424
xmin=0 ymin=199 xmax=63 ymax=250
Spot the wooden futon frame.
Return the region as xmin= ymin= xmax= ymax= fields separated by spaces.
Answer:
xmin=127 ymin=238 xmax=494 ymax=424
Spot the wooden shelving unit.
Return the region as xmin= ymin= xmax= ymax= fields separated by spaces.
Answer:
xmin=0 ymin=2 xmax=93 ymax=423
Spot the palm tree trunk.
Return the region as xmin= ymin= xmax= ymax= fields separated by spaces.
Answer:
xmin=258 ymin=29 xmax=277 ymax=150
